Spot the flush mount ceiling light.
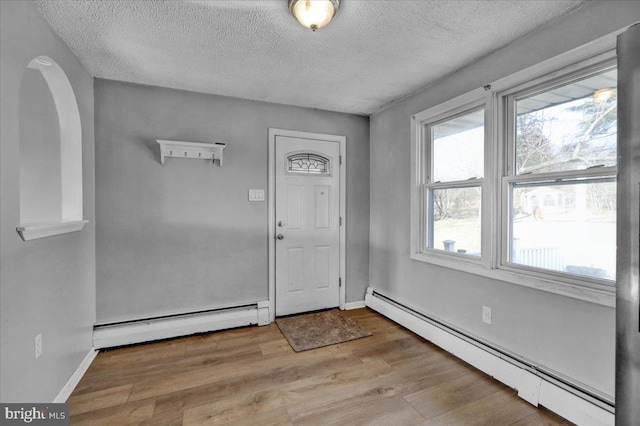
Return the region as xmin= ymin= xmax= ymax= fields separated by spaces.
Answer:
xmin=289 ymin=0 xmax=340 ymax=32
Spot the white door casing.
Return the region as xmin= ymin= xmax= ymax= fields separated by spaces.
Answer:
xmin=268 ymin=129 xmax=346 ymax=320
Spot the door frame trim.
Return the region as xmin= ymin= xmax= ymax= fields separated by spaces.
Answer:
xmin=268 ymin=128 xmax=347 ymax=322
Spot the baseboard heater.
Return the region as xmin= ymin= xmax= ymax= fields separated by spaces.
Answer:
xmin=364 ymin=287 xmax=615 ymax=426
xmin=93 ymin=301 xmax=270 ymax=349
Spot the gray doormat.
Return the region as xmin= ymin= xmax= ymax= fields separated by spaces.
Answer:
xmin=276 ymin=309 xmax=372 ymax=352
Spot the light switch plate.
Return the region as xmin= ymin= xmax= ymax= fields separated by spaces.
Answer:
xmin=249 ymin=189 xmax=265 ymax=202
xmin=482 ymin=306 xmax=492 ymax=324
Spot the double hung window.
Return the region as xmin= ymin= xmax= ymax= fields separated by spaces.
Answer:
xmin=424 ymin=106 xmax=484 ymax=257
xmin=411 ymin=51 xmax=617 ymax=296
xmin=504 ymin=65 xmax=617 ymax=281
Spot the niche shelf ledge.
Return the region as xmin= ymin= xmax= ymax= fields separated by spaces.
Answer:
xmin=157 ymin=139 xmax=226 ymax=166
xmin=17 ymin=220 xmax=88 ymax=241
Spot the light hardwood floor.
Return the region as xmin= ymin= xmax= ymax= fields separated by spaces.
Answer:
xmin=69 ymin=308 xmax=572 ymax=425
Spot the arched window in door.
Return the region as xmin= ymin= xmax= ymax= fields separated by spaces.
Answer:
xmin=287 ymin=152 xmax=331 ymax=175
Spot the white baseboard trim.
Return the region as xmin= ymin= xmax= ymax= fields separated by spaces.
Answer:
xmin=365 ymin=287 xmax=614 ymax=426
xmin=344 ymin=301 xmax=366 ymax=310
xmin=54 ymin=347 xmax=98 ymax=403
xmin=94 ymin=304 xmax=267 ymax=349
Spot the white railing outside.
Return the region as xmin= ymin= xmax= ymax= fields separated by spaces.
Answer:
xmin=513 ymin=246 xmax=567 ymax=271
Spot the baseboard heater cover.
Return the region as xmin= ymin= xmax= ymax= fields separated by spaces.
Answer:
xmin=364 ymin=287 xmax=615 ymax=426
xmin=93 ymin=302 xmax=270 ymax=349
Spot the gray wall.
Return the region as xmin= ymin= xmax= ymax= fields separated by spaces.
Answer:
xmin=0 ymin=1 xmax=96 ymax=402
xmin=95 ymin=79 xmax=369 ymax=323
xmin=19 ymin=68 xmax=62 ymax=224
xmin=369 ymin=1 xmax=640 ymax=398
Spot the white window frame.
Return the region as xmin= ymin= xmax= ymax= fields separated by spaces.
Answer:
xmin=498 ymin=59 xmax=617 ymax=291
xmin=411 ymin=89 xmax=490 ymax=268
xmin=410 ymin=33 xmax=619 ymax=307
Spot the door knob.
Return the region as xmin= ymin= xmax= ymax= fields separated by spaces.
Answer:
xmin=278 ymin=220 xmax=285 ymax=227
xmin=277 ymin=234 xmax=284 ymax=240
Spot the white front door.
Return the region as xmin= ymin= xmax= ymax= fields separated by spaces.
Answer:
xmin=275 ymin=136 xmax=341 ymax=316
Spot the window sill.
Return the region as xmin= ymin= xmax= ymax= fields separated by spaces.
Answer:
xmin=17 ymin=220 xmax=88 ymax=242
xmin=410 ymin=251 xmax=615 ymax=308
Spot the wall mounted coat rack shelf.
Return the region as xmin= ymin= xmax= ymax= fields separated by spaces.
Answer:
xmin=157 ymin=139 xmax=226 ymax=166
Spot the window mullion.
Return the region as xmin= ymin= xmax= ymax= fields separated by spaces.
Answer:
xmin=498 ymin=93 xmax=516 ymax=270
xmin=483 ymin=90 xmax=498 ymax=270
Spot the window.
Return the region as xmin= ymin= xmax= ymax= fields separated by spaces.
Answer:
xmin=426 ymin=108 xmax=484 ymax=256
xmin=411 ymin=49 xmax=617 ymax=299
xmin=411 ymin=91 xmax=486 ymax=263
xmin=504 ymin=65 xmax=617 ymax=281
xmin=287 ymin=152 xmax=331 ymax=175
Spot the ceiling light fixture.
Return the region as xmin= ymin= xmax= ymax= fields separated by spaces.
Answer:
xmin=289 ymin=0 xmax=340 ymax=32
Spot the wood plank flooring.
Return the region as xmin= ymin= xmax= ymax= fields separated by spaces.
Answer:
xmin=69 ymin=308 xmax=572 ymax=425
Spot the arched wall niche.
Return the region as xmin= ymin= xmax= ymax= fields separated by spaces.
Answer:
xmin=16 ymin=55 xmax=87 ymax=241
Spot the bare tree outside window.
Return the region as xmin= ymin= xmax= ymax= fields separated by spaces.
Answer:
xmin=510 ymin=68 xmax=617 ymax=280
xmin=427 ymin=108 xmax=484 ymax=256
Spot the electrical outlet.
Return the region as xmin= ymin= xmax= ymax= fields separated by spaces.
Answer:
xmin=482 ymin=306 xmax=492 ymax=325
xmin=35 ymin=333 xmax=43 ymax=359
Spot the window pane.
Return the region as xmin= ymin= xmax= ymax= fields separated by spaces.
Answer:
xmin=432 ymin=108 xmax=484 ymax=182
xmin=515 ymin=69 xmax=617 ymax=175
xmin=429 ymin=186 xmax=481 ymax=256
xmin=510 ymin=180 xmax=616 ymax=280
xmin=287 ymin=153 xmax=330 ymax=175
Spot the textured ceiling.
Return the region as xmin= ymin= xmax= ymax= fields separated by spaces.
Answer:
xmin=33 ymin=0 xmax=586 ymax=115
